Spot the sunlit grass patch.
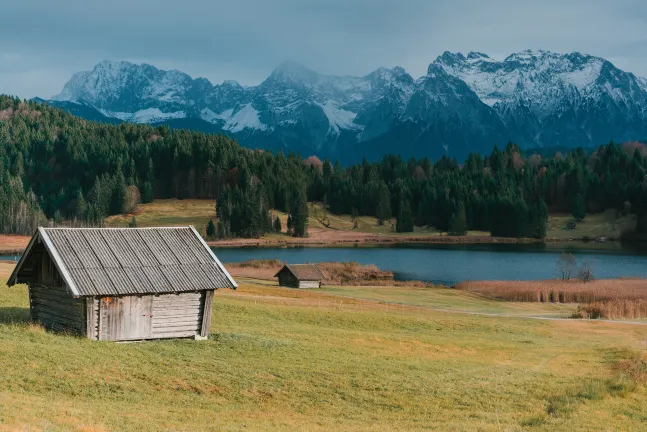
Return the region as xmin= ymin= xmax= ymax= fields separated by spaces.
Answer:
xmin=0 ymin=278 xmax=646 ymax=430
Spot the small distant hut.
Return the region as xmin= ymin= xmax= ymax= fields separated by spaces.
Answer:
xmin=7 ymin=227 xmax=237 ymax=341
xmin=275 ymin=264 xmax=326 ymax=288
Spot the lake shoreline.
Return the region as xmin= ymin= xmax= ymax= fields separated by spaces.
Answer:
xmin=0 ymin=234 xmax=629 ymax=255
xmin=206 ymin=235 xmax=625 ymax=249
xmin=207 ymin=235 xmax=543 ymax=248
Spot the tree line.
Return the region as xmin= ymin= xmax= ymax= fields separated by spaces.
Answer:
xmin=1 ymin=95 xmax=646 ymax=239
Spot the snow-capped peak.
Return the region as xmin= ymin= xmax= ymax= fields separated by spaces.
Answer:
xmin=222 ymin=79 xmax=242 ymax=88
xmin=269 ymin=61 xmax=320 ymax=85
xmin=53 ymin=60 xmax=197 ymax=113
xmin=432 ymin=50 xmax=625 ymax=114
xmin=50 ymin=51 xmax=647 ymax=163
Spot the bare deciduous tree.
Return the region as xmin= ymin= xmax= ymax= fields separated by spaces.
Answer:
xmin=578 ymin=261 xmax=595 ymax=283
xmin=557 ymin=252 xmax=576 ymax=280
xmin=122 ymin=186 xmax=141 ymax=214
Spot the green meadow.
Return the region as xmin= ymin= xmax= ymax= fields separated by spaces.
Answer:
xmin=0 ymin=277 xmax=645 ymax=431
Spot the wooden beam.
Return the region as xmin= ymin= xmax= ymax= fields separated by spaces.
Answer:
xmin=86 ymin=297 xmax=96 ymax=340
xmin=200 ymin=290 xmax=214 ymax=338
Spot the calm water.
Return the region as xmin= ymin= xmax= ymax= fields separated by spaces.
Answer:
xmin=210 ymin=244 xmax=647 ymax=285
xmin=4 ymin=244 xmax=647 ymax=285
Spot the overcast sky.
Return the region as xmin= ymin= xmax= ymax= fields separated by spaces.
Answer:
xmin=2 ymin=0 xmax=647 ymax=99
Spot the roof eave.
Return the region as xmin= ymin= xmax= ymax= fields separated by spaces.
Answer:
xmin=274 ymin=265 xmax=289 ymax=278
xmin=189 ymin=226 xmax=238 ymax=289
xmin=38 ymin=228 xmax=82 ymax=297
xmin=6 ymin=229 xmax=40 ymax=287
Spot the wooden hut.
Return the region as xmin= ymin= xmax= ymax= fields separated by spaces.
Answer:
xmin=274 ymin=264 xmax=325 ymax=288
xmin=7 ymin=227 xmax=237 ymax=341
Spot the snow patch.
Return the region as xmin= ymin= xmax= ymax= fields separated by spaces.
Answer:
xmin=316 ymin=101 xmax=361 ymax=135
xmin=561 ymin=60 xmax=604 ymax=91
xmin=638 ymin=77 xmax=647 ymax=92
xmin=99 ymin=108 xmax=186 ymax=123
xmin=223 ymin=104 xmax=267 ymax=133
xmin=200 ymin=108 xmax=234 ymax=124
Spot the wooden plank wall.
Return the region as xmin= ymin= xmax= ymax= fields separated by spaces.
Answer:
xmin=86 ymin=297 xmax=99 ymax=340
xmin=200 ymin=290 xmax=214 ymax=338
xmin=98 ymin=296 xmax=154 ymax=341
xmin=29 ymin=284 xmax=85 ymax=334
xmin=151 ymin=292 xmax=205 ymax=339
xmin=298 ymin=281 xmax=321 ymax=289
xmin=278 ymin=273 xmax=299 ymax=288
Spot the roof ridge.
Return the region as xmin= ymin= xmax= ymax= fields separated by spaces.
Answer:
xmin=9 ymin=226 xmax=237 ymax=296
xmin=42 ymin=226 xmax=194 ymax=230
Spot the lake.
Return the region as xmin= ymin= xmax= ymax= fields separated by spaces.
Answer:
xmin=210 ymin=243 xmax=647 ymax=285
xmin=3 ymin=243 xmax=647 ymax=285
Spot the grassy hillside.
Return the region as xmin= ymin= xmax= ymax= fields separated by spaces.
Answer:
xmin=102 ymin=199 xmax=634 ymax=243
xmin=104 ymin=199 xmax=218 ymax=231
xmin=0 ymin=274 xmax=646 ymax=430
xmin=547 ymin=210 xmax=636 ymax=240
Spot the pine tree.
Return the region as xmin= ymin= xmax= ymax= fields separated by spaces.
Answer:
xmin=290 ymin=185 xmax=309 ymax=237
xmin=572 ymin=192 xmax=586 ymax=221
xmin=53 ymin=210 xmax=63 ymax=225
xmin=376 ymin=186 xmax=391 ymax=225
xmin=273 ymin=215 xmax=282 ymax=233
xmin=111 ymin=164 xmax=127 ymax=215
xmin=396 ymin=199 xmax=414 ymax=233
xmin=217 ymin=221 xmax=227 ymax=239
xmin=323 ymin=159 xmax=332 ymax=182
xmin=75 ymin=190 xmax=87 ymax=221
xmin=142 ymin=158 xmax=155 ymax=203
xmin=206 ymin=219 xmax=216 ymax=238
xmin=449 ymin=202 xmax=468 ymax=236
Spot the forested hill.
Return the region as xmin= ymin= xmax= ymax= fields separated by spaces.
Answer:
xmin=1 ymin=95 xmax=647 ymax=239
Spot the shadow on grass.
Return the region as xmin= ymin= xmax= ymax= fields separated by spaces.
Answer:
xmin=0 ymin=307 xmax=30 ymax=324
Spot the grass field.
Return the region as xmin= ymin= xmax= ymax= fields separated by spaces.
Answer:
xmin=104 ymin=199 xmax=217 ymax=232
xmin=0 ymin=272 xmax=646 ymax=431
xmin=317 ymin=284 xmax=578 ymax=318
xmin=547 ymin=210 xmax=636 ymax=240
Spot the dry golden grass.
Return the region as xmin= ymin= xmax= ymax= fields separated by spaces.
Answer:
xmin=0 ymin=234 xmax=30 ymax=253
xmin=458 ymin=279 xmax=647 ymax=319
xmin=457 ymin=279 xmax=647 ymax=303
xmin=574 ymin=300 xmax=647 ymax=320
xmin=0 ymin=263 xmax=15 ymax=279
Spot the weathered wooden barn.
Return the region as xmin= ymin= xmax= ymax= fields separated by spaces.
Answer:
xmin=7 ymin=227 xmax=237 ymax=341
xmin=275 ymin=264 xmax=325 ymax=288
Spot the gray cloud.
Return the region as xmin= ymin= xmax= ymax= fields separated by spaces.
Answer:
xmin=1 ymin=0 xmax=647 ymax=98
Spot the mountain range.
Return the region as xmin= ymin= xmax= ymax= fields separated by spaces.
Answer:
xmin=46 ymin=50 xmax=647 ymax=162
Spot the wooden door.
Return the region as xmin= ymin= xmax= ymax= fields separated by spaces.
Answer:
xmin=98 ymin=296 xmax=153 ymax=341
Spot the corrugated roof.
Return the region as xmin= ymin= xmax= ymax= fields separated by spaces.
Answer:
xmin=8 ymin=227 xmax=237 ymax=297
xmin=275 ymin=264 xmax=326 ymax=281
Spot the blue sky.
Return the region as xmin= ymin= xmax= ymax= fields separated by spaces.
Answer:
xmin=1 ymin=0 xmax=646 ymax=98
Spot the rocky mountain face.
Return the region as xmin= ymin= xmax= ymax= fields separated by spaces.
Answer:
xmin=51 ymin=51 xmax=647 ymax=162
